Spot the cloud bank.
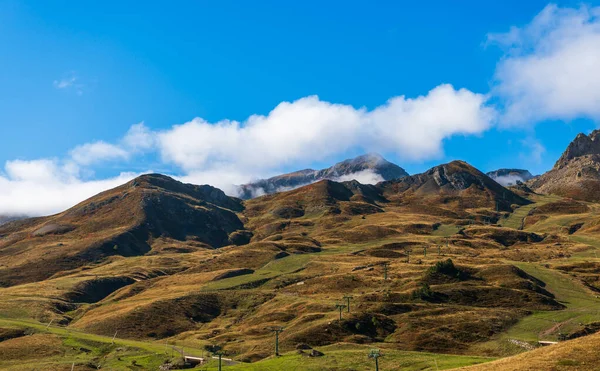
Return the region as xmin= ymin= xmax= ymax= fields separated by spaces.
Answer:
xmin=158 ymin=84 xmax=494 ymax=173
xmin=492 ymin=175 xmax=529 ymax=187
xmin=489 ymin=4 xmax=600 ymax=125
xmin=0 ymin=158 xmax=140 ymax=216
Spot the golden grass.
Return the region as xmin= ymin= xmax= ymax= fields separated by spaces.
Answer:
xmin=460 ymin=332 xmax=600 ymax=370
xmin=3 ymin=176 xmax=600 ymax=369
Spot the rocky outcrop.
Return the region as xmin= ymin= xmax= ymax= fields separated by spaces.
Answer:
xmin=529 ymin=130 xmax=600 ymax=201
xmin=555 ymin=130 xmax=600 ymax=169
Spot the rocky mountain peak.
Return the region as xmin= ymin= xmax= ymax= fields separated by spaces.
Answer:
xmin=555 ymin=130 xmax=600 ymax=169
xmin=428 ymin=161 xmax=489 ymax=190
xmin=529 ymin=130 xmax=600 ymax=201
xmin=378 ymin=160 xmax=530 ymax=210
xmin=238 ymin=153 xmax=408 ymax=199
xmin=129 ymin=173 xmax=242 ymax=211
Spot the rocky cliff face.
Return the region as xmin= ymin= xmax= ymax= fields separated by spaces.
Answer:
xmin=555 ymin=130 xmax=600 ymax=169
xmin=238 ymin=153 xmax=408 ymax=199
xmin=530 ymin=130 xmax=600 ymax=201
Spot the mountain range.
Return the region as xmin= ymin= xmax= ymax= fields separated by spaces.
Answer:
xmin=238 ymin=153 xmax=408 ymax=199
xmin=2 ymin=131 xmax=600 ymax=369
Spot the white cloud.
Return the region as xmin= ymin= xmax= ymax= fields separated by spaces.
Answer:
xmin=493 ymin=175 xmax=528 ymax=187
xmin=53 ymin=76 xmax=77 ymax=89
xmin=489 ymin=4 xmax=600 ymax=125
xmin=70 ymin=141 xmax=130 ymax=166
xmin=366 ymin=85 xmax=494 ymax=160
xmin=123 ymin=122 xmax=156 ymax=152
xmin=178 ymin=167 xmax=259 ymax=197
xmin=53 ymin=72 xmax=84 ymax=95
xmin=157 ymin=84 xmax=495 ymax=174
xmin=520 ymin=138 xmax=546 ymax=164
xmin=333 ymin=169 xmax=385 ymax=184
xmin=0 ymin=123 xmax=160 ymax=216
xmin=5 ymin=159 xmax=67 ymax=183
xmin=0 ymin=159 xmax=140 ymax=216
xmin=158 ymin=97 xmax=365 ymax=172
xmin=67 ymin=123 xmax=156 ymax=167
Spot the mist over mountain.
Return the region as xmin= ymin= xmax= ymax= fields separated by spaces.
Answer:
xmin=237 ymin=153 xmax=408 ymax=199
xmin=0 ymin=215 xmax=27 ymax=226
xmin=486 ymin=169 xmax=534 ymax=186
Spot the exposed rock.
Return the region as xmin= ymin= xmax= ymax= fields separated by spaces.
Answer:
xmin=530 ymin=130 xmax=600 ymax=201
xmin=32 ymin=224 xmax=75 ymax=237
xmin=556 ymin=130 xmax=600 ymax=168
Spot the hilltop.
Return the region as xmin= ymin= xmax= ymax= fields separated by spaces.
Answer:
xmin=380 ymin=161 xmax=530 ymax=211
xmin=0 ymin=174 xmax=248 ymax=287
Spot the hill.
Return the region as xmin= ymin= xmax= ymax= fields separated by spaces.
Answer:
xmin=238 ymin=153 xmax=408 ymax=199
xmin=0 ymin=174 xmax=248 ymax=287
xmin=1 ymin=161 xmax=600 ymax=369
xmin=460 ymin=331 xmax=600 ymax=370
xmin=380 ymin=161 xmax=530 ymax=211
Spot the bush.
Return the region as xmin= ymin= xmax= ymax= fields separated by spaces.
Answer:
xmin=427 ymin=259 xmax=469 ymax=280
xmin=411 ymin=283 xmax=434 ymax=300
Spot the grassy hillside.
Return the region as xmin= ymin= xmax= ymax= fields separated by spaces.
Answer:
xmin=2 ymin=172 xmax=600 ymax=369
xmin=461 ymin=331 xmax=600 ymax=371
xmin=201 ymin=344 xmax=494 ymax=371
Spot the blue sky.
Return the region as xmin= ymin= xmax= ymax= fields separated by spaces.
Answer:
xmin=1 ymin=1 xmax=600 ymax=215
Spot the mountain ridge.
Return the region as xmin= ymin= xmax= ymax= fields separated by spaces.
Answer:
xmin=238 ymin=153 xmax=408 ymax=199
xmin=380 ymin=160 xmax=530 ymax=211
